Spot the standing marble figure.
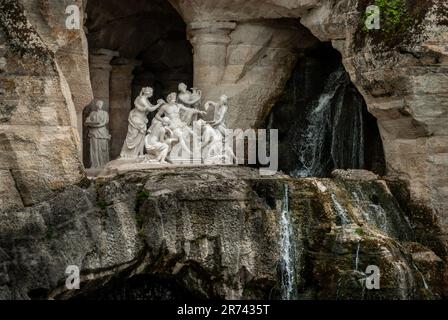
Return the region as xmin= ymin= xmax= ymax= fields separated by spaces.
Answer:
xmin=85 ymin=100 xmax=111 ymax=168
xmin=177 ymin=83 xmax=202 ymax=125
xmin=120 ymin=87 xmax=164 ymax=159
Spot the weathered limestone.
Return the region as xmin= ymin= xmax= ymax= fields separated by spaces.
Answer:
xmin=0 ymin=168 xmax=445 ymax=299
xmin=54 ymin=1 xmax=93 ymax=146
xmin=109 ymin=58 xmax=141 ymax=160
xmin=17 ymin=0 xmax=94 ymax=154
xmin=0 ymin=170 xmax=23 ymax=211
xmin=0 ymin=0 xmax=85 ymax=207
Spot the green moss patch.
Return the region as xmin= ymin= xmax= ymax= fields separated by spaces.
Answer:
xmin=355 ymin=0 xmax=435 ymax=50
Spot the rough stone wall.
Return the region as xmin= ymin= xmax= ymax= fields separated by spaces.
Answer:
xmin=0 ymin=168 xmax=444 ymax=299
xmin=190 ymin=20 xmax=318 ymax=128
xmin=0 ymin=0 xmax=88 ymax=208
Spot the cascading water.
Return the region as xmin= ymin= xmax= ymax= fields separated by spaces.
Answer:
xmin=330 ymin=193 xmax=351 ymax=226
xmin=291 ymin=66 xmax=366 ymax=178
xmin=355 ymin=241 xmax=361 ymax=272
xmin=350 ymin=186 xmax=414 ymax=240
xmin=279 ymin=184 xmax=297 ymax=300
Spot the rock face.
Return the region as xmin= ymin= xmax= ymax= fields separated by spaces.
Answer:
xmin=299 ymin=0 xmax=448 ymax=259
xmin=168 ymin=0 xmax=448 ymax=258
xmin=266 ymin=45 xmax=386 ymax=177
xmin=0 ymin=0 xmax=447 ymax=300
xmin=0 ymin=0 xmax=89 ymax=208
xmin=1 ymin=0 xmax=446 ymax=224
xmin=0 ymin=167 xmax=445 ymax=300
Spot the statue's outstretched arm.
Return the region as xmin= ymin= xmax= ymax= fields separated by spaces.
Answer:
xmin=146 ymin=99 xmax=165 ymax=112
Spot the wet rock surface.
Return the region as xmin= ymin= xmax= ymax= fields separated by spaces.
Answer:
xmin=0 ymin=167 xmax=445 ymax=300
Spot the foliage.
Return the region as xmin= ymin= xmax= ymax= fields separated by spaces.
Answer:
xmin=361 ymin=0 xmax=413 ymax=47
xmin=374 ymin=0 xmax=413 ymax=34
xmin=355 ymin=228 xmax=365 ymax=237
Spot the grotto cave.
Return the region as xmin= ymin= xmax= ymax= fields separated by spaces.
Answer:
xmin=0 ymin=0 xmax=447 ymax=302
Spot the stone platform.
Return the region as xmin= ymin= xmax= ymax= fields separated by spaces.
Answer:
xmin=95 ymin=158 xmax=237 ymax=178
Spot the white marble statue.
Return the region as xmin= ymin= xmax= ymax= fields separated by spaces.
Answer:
xmin=109 ymin=84 xmax=235 ymax=167
xmin=204 ymin=94 xmax=230 ymax=137
xmin=194 ymin=119 xmax=235 ymax=165
xmin=120 ymin=87 xmax=164 ymax=159
xmin=144 ymin=117 xmax=174 ymax=164
xmin=85 ymin=100 xmax=111 ymax=168
xmin=178 ymin=83 xmax=202 ymax=125
xmin=154 ymin=92 xmax=205 ymax=158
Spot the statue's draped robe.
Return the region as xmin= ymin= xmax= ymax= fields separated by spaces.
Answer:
xmin=120 ymin=107 xmax=148 ymax=158
xmin=87 ymin=110 xmax=111 ymax=168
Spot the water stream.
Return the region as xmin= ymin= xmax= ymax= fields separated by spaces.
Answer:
xmin=279 ymin=184 xmax=297 ymax=300
xmin=292 ymin=67 xmax=366 ymax=177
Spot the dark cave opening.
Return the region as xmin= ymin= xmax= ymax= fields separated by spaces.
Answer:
xmin=71 ymin=274 xmax=199 ymax=301
xmin=83 ymin=0 xmax=193 ymax=165
xmin=266 ymin=42 xmax=386 ymax=177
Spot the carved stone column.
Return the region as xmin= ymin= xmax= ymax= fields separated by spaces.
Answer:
xmin=109 ymin=58 xmax=142 ymax=160
xmin=89 ymin=48 xmax=119 ymax=109
xmin=187 ymin=21 xmax=314 ymax=129
xmin=188 ymin=21 xmax=236 ymax=103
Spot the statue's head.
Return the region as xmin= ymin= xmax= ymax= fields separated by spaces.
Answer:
xmin=167 ymin=92 xmax=177 ymax=103
xmin=178 ymin=83 xmax=187 ymax=92
xmin=141 ymin=87 xmax=153 ymax=97
xmin=220 ymin=95 xmax=228 ymax=104
xmin=96 ymin=100 xmax=104 ymax=110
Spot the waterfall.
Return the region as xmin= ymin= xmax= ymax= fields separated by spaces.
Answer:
xmin=279 ymin=184 xmax=297 ymax=300
xmin=355 ymin=242 xmax=361 ymax=272
xmin=292 ymin=67 xmax=366 ymax=177
xmin=330 ymin=193 xmax=351 ymax=225
xmin=350 ymin=187 xmax=414 ymax=240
